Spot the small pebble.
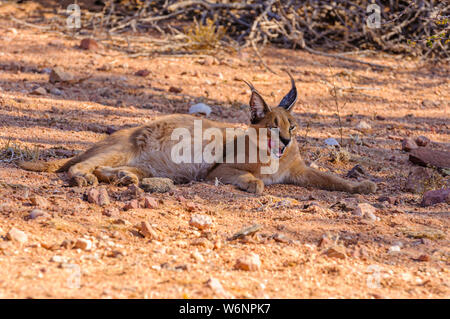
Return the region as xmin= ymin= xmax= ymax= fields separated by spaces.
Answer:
xmin=389 ymin=245 xmax=401 ymax=253
xmin=206 ymin=277 xmax=231 ymax=298
xmin=189 ymin=214 xmax=212 ymax=230
xmin=30 ymin=195 xmax=48 ymax=208
xmin=417 ymin=254 xmax=430 ymax=262
xmin=191 ymin=251 xmax=204 ymax=262
xmin=324 ymin=137 xmax=340 ymax=147
xmin=415 ymin=136 xmax=430 ymax=147
xmin=50 ymin=87 xmax=62 ymax=96
xmin=6 ymin=227 xmax=28 ymax=243
xmin=80 ymin=38 xmax=99 ymax=51
xmin=87 ymin=187 xmax=110 ymax=206
xmin=51 ymin=255 xmax=68 ymax=263
xmin=402 ymin=138 xmax=418 ymax=152
xmin=29 ymin=208 xmax=49 ymax=220
xmin=74 ymin=238 xmax=92 ymax=251
xmin=323 ymin=246 xmax=347 ymax=259
xmin=355 ymin=121 xmax=372 ymax=132
xmin=144 ymin=196 xmax=158 ymax=209
xmin=124 ymin=199 xmax=140 ymax=211
xmin=234 ymin=253 xmax=261 ymax=271
xmin=138 ymin=221 xmax=159 ymax=240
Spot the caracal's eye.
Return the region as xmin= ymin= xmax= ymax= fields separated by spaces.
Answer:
xmin=289 ymin=125 xmax=296 ymax=131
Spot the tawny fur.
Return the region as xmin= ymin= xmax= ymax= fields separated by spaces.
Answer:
xmin=19 ymin=77 xmax=377 ymax=195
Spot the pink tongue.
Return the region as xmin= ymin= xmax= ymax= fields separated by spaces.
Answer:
xmin=268 ymin=138 xmax=282 ymax=157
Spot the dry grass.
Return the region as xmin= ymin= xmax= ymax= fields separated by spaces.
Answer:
xmin=329 ymin=147 xmax=351 ymax=164
xmin=0 ymin=138 xmax=40 ymax=163
xmin=420 ymin=169 xmax=448 ymax=195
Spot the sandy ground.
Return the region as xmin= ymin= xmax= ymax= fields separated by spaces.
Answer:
xmin=0 ymin=2 xmax=449 ymax=299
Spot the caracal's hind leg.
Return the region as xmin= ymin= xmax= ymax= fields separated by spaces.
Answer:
xmin=207 ymin=165 xmax=264 ymax=194
xmin=286 ymin=159 xmax=377 ymax=194
xmin=93 ymin=166 xmax=145 ymax=186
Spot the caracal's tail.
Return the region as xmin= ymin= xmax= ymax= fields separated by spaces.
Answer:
xmin=18 ymin=157 xmax=78 ymax=173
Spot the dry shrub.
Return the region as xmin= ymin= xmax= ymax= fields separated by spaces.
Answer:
xmin=184 ymin=18 xmax=226 ymax=51
xmin=329 ymin=147 xmax=350 ymax=164
xmin=421 ymin=169 xmax=447 ymax=195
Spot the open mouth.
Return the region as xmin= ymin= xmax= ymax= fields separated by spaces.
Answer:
xmin=268 ymin=138 xmax=286 ymax=158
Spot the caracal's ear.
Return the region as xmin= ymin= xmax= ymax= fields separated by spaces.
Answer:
xmin=242 ymin=79 xmax=272 ymax=124
xmin=278 ymin=70 xmax=298 ymax=112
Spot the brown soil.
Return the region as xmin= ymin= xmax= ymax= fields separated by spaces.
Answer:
xmin=0 ymin=2 xmax=449 ymax=299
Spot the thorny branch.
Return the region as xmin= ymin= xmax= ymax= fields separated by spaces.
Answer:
xmin=9 ymin=0 xmax=449 ymax=63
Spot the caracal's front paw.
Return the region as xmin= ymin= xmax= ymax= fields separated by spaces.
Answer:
xmin=117 ymin=171 xmax=139 ymax=186
xmin=70 ymin=173 xmax=98 ymax=187
xmin=241 ymin=179 xmax=264 ymax=194
xmin=353 ymin=180 xmax=377 ymax=194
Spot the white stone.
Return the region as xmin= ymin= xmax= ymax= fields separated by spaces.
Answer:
xmin=189 ymin=214 xmax=212 ymax=230
xmin=189 ymin=103 xmax=212 ymax=116
xmin=51 ymin=255 xmax=68 ymax=263
xmin=191 ymin=251 xmax=204 ymax=262
xmin=6 ymin=227 xmax=28 ymax=243
xmin=389 ymin=245 xmax=401 ymax=253
xmin=29 ymin=209 xmax=49 ymax=219
xmin=207 ymin=277 xmax=232 ymax=297
xmin=356 ymin=121 xmax=372 ymax=131
xmin=353 ymin=203 xmax=378 ymax=221
xmin=324 ymin=137 xmax=340 ymax=147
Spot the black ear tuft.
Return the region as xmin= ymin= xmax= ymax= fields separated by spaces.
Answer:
xmin=278 ymin=70 xmax=297 ymax=111
xmin=242 ymin=79 xmax=271 ymax=124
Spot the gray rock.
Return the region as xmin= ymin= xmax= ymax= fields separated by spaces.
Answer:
xmin=31 ymin=87 xmax=47 ymax=95
xmin=421 ymin=188 xmax=450 ymax=207
xmin=402 ymin=138 xmax=418 ymax=152
xmin=49 ymin=67 xmax=74 ymax=83
xmin=87 ymin=187 xmax=110 ymax=206
xmin=140 ymin=177 xmax=174 ymax=193
xmin=415 ymin=135 xmax=430 ymax=147
xmin=50 ymin=87 xmax=62 ymax=96
xmin=29 ymin=208 xmax=49 ymax=220
xmin=353 ymin=203 xmax=379 ymax=221
xmin=41 ymin=68 xmax=52 ymax=74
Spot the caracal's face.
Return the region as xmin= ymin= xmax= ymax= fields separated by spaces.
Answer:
xmin=243 ymin=71 xmax=298 ymax=159
xmin=255 ymin=107 xmax=297 ymax=158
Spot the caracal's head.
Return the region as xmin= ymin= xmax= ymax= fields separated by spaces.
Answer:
xmin=242 ymin=71 xmax=298 ymax=158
